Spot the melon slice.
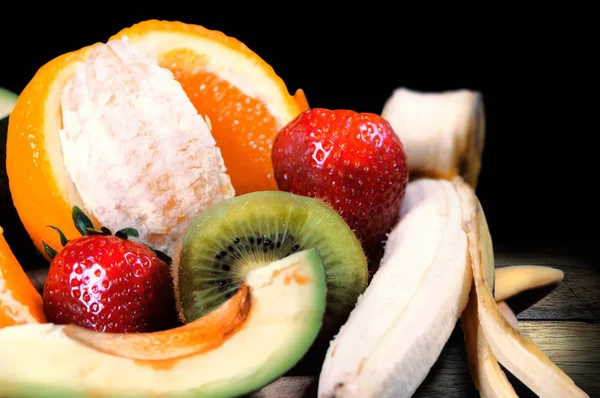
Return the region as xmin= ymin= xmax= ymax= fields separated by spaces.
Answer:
xmin=0 ymin=249 xmax=326 ymax=397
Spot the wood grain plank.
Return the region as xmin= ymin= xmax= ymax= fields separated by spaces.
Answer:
xmin=248 ymin=376 xmax=316 ymax=398
xmin=515 ymin=321 xmax=600 ymax=396
xmin=248 ymin=321 xmax=600 ymax=397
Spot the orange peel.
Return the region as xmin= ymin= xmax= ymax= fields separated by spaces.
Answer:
xmin=6 ymin=20 xmax=304 ymax=259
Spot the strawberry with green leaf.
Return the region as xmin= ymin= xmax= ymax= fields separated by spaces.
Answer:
xmin=42 ymin=207 xmax=176 ymax=333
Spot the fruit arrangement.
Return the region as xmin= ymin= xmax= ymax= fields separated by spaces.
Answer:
xmin=0 ymin=19 xmax=589 ymax=398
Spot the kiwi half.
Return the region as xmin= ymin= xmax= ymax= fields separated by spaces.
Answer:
xmin=173 ymin=190 xmax=368 ymax=328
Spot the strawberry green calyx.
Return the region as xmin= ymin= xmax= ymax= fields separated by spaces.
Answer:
xmin=42 ymin=206 xmax=172 ymax=265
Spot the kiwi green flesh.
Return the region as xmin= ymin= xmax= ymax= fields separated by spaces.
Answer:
xmin=175 ymin=190 xmax=368 ymax=327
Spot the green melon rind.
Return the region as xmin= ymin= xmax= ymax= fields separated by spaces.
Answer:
xmin=0 ymin=249 xmax=327 ymax=398
xmin=1 ymin=87 xmax=18 ymax=198
xmin=176 ymin=190 xmax=368 ymax=326
xmin=0 ymin=88 xmax=18 ymax=119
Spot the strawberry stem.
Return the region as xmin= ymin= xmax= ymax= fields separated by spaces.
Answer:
xmin=48 ymin=226 xmax=69 ymax=246
xmin=115 ymin=227 xmax=139 ymax=240
xmin=42 ymin=241 xmax=57 ymax=260
xmin=72 ymin=206 xmax=94 ymax=236
xmin=42 ymin=206 xmax=173 ymax=266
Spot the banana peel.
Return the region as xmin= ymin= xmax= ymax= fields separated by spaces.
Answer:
xmin=495 ymin=265 xmax=564 ymax=303
xmin=463 ymin=263 xmax=564 ymax=397
xmin=462 ymin=286 xmax=518 ymax=398
xmin=455 ymin=178 xmax=589 ymax=397
xmin=318 ymin=178 xmax=473 ymax=397
xmin=317 ymin=176 xmax=587 ymax=397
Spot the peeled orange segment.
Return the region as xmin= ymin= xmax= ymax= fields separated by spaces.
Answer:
xmin=7 ymin=26 xmax=237 ymax=259
xmin=0 ymin=227 xmax=46 ymax=327
xmin=110 ymin=20 xmax=304 ymax=195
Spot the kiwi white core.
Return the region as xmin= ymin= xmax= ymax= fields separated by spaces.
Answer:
xmin=58 ymin=37 xmax=235 ymax=256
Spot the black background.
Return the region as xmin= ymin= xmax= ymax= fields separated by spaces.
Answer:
xmin=0 ymin=7 xmax=594 ymax=261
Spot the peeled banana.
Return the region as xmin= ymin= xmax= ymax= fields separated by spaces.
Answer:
xmin=378 ymin=87 xmax=586 ymax=397
xmin=381 ymin=88 xmax=485 ymax=187
xmin=318 ymin=178 xmax=473 ymax=397
xmin=318 ymin=177 xmax=588 ymax=397
xmin=379 ymin=86 xmax=565 ymax=306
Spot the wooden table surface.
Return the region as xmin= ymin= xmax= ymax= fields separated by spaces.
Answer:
xmin=25 ymin=247 xmax=599 ymax=398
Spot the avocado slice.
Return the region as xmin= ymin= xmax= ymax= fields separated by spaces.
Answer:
xmin=0 ymin=249 xmax=327 ymax=397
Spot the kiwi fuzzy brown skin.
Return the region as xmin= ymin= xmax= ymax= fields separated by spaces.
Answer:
xmin=172 ymin=190 xmax=369 ymax=333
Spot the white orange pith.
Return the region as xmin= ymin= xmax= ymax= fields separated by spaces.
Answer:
xmin=6 ymin=20 xmax=305 ymax=259
xmin=59 ymin=38 xmax=234 ymax=255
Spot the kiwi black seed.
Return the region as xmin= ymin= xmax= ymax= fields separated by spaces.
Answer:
xmin=173 ymin=190 xmax=369 ymax=328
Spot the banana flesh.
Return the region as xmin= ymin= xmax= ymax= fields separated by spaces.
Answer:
xmin=380 ymin=88 xmax=485 ymax=187
xmin=454 ymin=177 xmax=589 ymax=397
xmin=318 ymin=177 xmax=588 ymax=397
xmin=379 ymin=87 xmax=564 ymax=306
xmin=494 ymin=265 xmax=564 ymax=302
xmin=318 ymin=178 xmax=473 ymax=398
xmin=380 ymin=86 xmax=583 ymax=397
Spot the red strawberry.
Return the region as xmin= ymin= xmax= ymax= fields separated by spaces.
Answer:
xmin=42 ymin=207 xmax=176 ymax=333
xmin=272 ymin=108 xmax=409 ymax=260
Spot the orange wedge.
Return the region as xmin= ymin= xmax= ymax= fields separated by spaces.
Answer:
xmin=6 ymin=20 xmax=305 ymax=260
xmin=0 ymin=227 xmax=46 ymax=327
xmin=6 ymin=44 xmax=102 ymax=259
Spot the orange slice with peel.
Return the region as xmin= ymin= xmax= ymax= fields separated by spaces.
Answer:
xmin=111 ymin=20 xmax=306 ymax=195
xmin=7 ymin=20 xmax=304 ymax=260
xmin=294 ymin=88 xmax=310 ymax=112
xmin=6 ymin=44 xmax=102 ymax=259
xmin=0 ymin=226 xmax=46 ymax=327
